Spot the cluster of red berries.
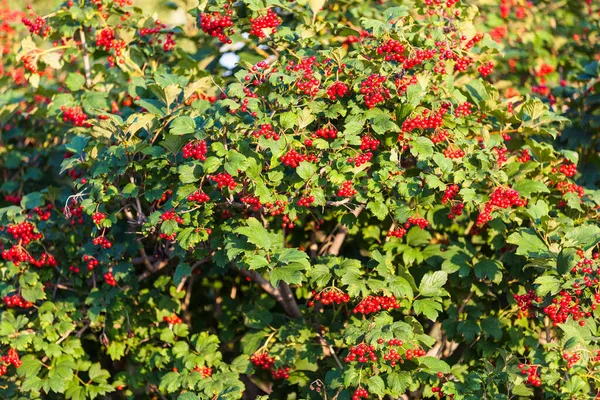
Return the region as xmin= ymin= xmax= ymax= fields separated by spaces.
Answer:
xmin=4 ymin=194 xmax=22 ymax=204
xmin=252 ymin=124 xmax=280 ymax=140
xmin=182 ymin=141 xmax=208 ymax=161
xmin=308 ymin=290 xmax=350 ymax=307
xmin=3 ymin=294 xmax=33 ymax=308
xmin=454 ymin=56 xmax=474 ymax=73
xmin=327 ymin=81 xmax=349 ymax=100
xmin=478 ymin=62 xmax=494 ymax=77
xmin=387 ymin=227 xmax=407 ymax=239
xmin=315 ymin=127 xmax=338 ymax=140
xmin=517 ymin=149 xmax=531 ymax=163
xmin=104 ymin=272 xmax=116 ymax=286
xmin=407 ymin=216 xmax=429 ymax=229
xmin=454 ymin=102 xmax=473 ymax=117
xmin=555 ymin=182 xmax=585 ymax=198
xmin=92 ymin=236 xmax=112 ymax=249
xmin=208 ymin=173 xmax=237 ymax=190
xmin=2 ymin=245 xmax=33 ymax=266
xmin=163 ymin=314 xmax=183 ymax=324
xmin=360 ymin=135 xmax=380 ymax=151
xmin=31 ymin=252 xmax=57 ymax=268
xmin=187 ymin=191 xmax=210 ymax=204
xmin=200 ymin=11 xmax=234 ymax=44
xmin=360 ymin=74 xmax=390 ymax=109
xmin=161 ymin=210 xmax=184 ymax=224
xmin=347 ymin=152 xmax=373 ymax=167
xmin=240 ymin=196 xmax=262 ymax=210
xmin=0 ymin=349 xmax=21 ymax=376
xmin=493 ymin=147 xmax=508 ymax=166
xmin=377 ymin=39 xmax=406 ymax=62
xmin=557 ymin=159 xmax=577 ymax=177
xmin=543 ymin=291 xmax=587 ymax=326
xmin=297 ymin=196 xmax=315 ymax=207
xmin=249 ymin=9 xmax=281 ymax=39
xmin=395 ymin=74 xmax=419 ymax=95
xmin=193 ymin=365 xmax=213 ymax=378
xmin=431 ymin=130 xmax=450 ymax=144
xmin=139 ymin=20 xmax=165 ymax=37
xmin=402 ymin=48 xmax=437 ymax=70
xmin=289 ymin=57 xmax=320 ymax=97
xmin=159 ymin=233 xmax=177 ymax=240
xmin=352 ymin=295 xmax=400 ymax=315
xmin=352 ymin=388 xmax=369 ymax=400
xmin=337 ymin=181 xmax=357 ymax=197
xmin=96 ymin=27 xmax=126 ymax=53
xmin=66 ymin=203 xmax=85 ymax=225
xmin=92 ymin=212 xmax=106 ymax=225
xmin=513 ymin=290 xmax=540 ymax=319
xmin=518 ymin=364 xmax=541 ymax=387
xmin=477 ymin=187 xmax=526 ymax=225
xmin=563 ymin=352 xmax=580 ymax=369
xmin=21 ymin=15 xmax=50 ymax=36
xmin=69 ymin=265 xmax=80 ymax=273
xmin=448 ymin=203 xmax=465 ymax=219
xmin=250 ymin=352 xmax=275 ymax=370
xmin=280 ymin=149 xmax=317 ymax=168
xmin=32 ymin=204 xmax=52 ymax=221
xmin=571 ymin=252 xmax=598 ymax=275
xmin=344 ymin=343 xmax=377 ymax=363
xmin=6 ymin=222 xmax=42 ymax=245
xmin=61 ymin=106 xmax=89 ymax=127
xmin=463 ymin=33 xmax=484 ymax=50
xmin=442 ymin=184 xmax=459 ymax=204
xmin=443 ymin=147 xmax=465 ymax=159
xmin=402 ymin=106 xmax=448 ymax=133
xmin=83 ymin=255 xmax=99 ymax=271
xmin=271 ymin=367 xmax=290 ymax=380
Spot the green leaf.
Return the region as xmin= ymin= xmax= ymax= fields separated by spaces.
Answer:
xmin=387 ymin=371 xmax=411 ymax=395
xmin=413 ymin=298 xmax=443 ymax=320
xmin=17 ymin=355 xmax=42 ymax=378
xmin=174 ymin=263 xmax=191 ymax=286
xmin=410 ymin=137 xmax=434 ymax=159
xmin=170 ymin=116 xmax=196 ymax=135
xmin=235 ymin=218 xmax=273 ymax=251
xmin=65 ymin=73 xmax=86 ymax=91
xmin=474 ymin=259 xmax=503 ymax=283
xmin=419 ymin=356 xmax=451 ymax=374
xmin=513 ymin=180 xmax=550 ymax=198
xmin=270 ymin=262 xmax=306 ymax=286
xmin=564 ymin=224 xmax=600 ymax=250
xmin=367 ymin=375 xmax=385 ymax=396
xmin=367 ymin=200 xmax=388 ymax=221
xmin=419 ymin=271 xmax=448 ymax=297
xmin=296 ymin=161 xmax=317 ymax=180
xmin=534 ymin=275 xmax=561 ymax=296
xmin=279 ymin=111 xmax=297 ymax=129
xmin=507 ymin=229 xmax=553 ymax=259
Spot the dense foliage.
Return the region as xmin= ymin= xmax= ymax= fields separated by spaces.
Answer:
xmin=0 ymin=0 xmax=599 ymax=399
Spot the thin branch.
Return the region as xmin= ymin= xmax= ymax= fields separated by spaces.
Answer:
xmin=327 ymin=205 xmax=364 ymax=256
xmin=78 ymin=28 xmax=92 ymax=88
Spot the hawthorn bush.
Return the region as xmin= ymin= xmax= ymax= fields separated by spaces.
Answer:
xmin=1 ymin=0 xmax=600 ymax=399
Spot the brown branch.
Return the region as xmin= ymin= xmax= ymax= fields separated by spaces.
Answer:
xmin=327 ymin=205 xmax=365 ymax=256
xmin=278 ymin=282 xmax=302 ymax=319
xmin=239 ymin=268 xmax=302 ymax=319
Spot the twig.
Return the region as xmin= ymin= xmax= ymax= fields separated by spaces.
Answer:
xmin=78 ymin=28 xmax=92 ymax=88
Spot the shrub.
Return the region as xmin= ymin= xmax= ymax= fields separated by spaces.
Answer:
xmin=1 ymin=0 xmax=599 ymax=399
